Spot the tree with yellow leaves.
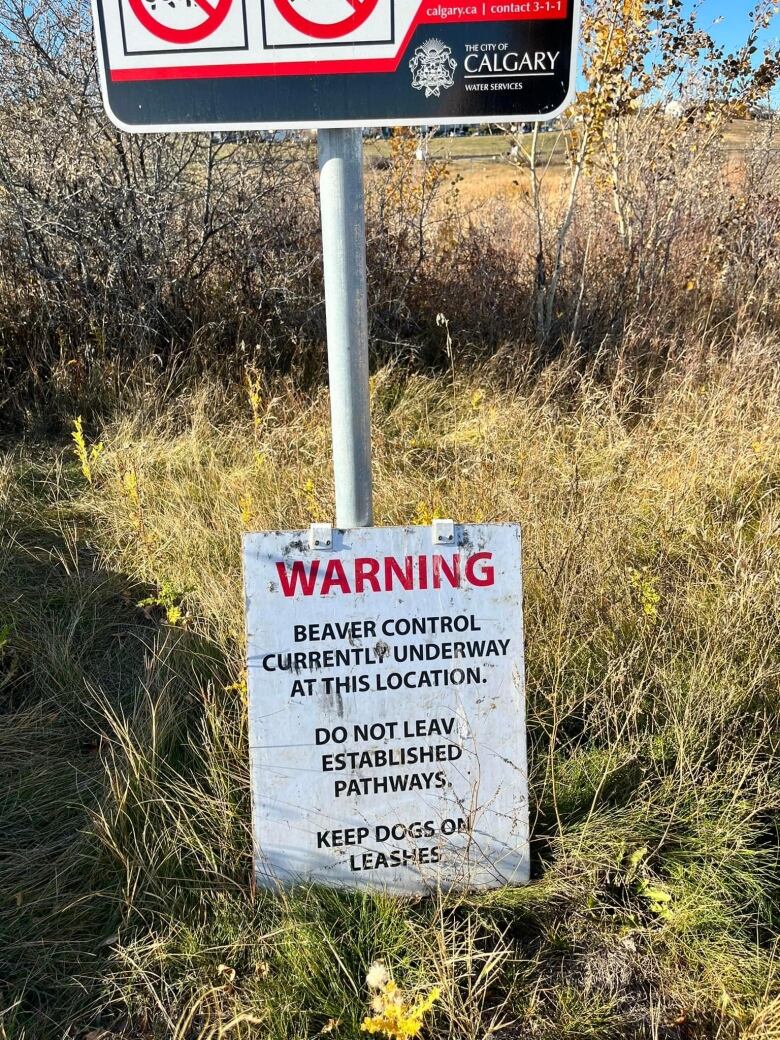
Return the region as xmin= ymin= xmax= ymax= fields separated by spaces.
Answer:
xmin=510 ymin=0 xmax=780 ymax=347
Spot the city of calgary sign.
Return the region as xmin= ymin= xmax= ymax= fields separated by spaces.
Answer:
xmin=91 ymin=0 xmax=581 ymax=130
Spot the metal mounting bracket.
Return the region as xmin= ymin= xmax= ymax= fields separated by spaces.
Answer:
xmin=309 ymin=523 xmax=334 ymax=550
xmin=432 ymin=519 xmax=457 ymax=546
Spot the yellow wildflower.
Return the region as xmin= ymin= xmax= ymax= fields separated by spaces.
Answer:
xmin=361 ymin=964 xmax=440 ymax=1040
xmin=628 ymin=566 xmax=661 ymax=621
xmin=71 ymin=416 xmax=103 ymax=484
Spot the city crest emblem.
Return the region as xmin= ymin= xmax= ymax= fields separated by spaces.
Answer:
xmin=409 ymin=38 xmax=457 ymax=98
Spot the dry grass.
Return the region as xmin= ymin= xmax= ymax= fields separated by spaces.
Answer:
xmin=3 ymin=96 xmax=778 ymax=430
xmin=2 ymin=345 xmax=779 ymax=1038
xmin=1 ymin=17 xmax=779 ymax=1033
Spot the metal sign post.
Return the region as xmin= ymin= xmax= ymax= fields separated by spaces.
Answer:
xmin=317 ymin=128 xmax=374 ymax=531
xmin=89 ymin=0 xmax=582 ymax=897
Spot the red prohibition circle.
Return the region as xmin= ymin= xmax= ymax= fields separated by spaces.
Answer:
xmin=273 ymin=0 xmax=381 ymax=40
xmin=127 ymin=0 xmax=233 ymax=44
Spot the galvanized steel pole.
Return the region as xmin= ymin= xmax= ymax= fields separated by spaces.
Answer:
xmin=317 ymin=127 xmax=374 ymax=530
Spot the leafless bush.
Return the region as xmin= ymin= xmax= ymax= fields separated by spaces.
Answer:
xmin=0 ymin=0 xmax=779 ymax=429
xmin=0 ymin=0 xmax=325 ymax=423
xmin=383 ymin=116 xmax=780 ymax=376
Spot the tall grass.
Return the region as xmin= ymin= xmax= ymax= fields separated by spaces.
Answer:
xmin=2 ymin=0 xmax=780 ymax=431
xmin=1 ymin=346 xmax=778 ymax=1038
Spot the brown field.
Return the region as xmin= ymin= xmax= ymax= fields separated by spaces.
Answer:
xmin=374 ymin=118 xmax=779 ymax=210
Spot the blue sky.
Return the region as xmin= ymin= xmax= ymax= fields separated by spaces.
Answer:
xmin=693 ymin=0 xmax=779 ymax=52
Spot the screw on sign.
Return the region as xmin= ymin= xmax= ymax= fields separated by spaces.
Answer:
xmin=274 ymin=0 xmax=381 ymax=39
xmin=129 ymin=0 xmax=233 ymax=43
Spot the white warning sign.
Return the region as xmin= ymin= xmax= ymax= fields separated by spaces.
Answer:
xmin=244 ymin=523 xmax=529 ymax=894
